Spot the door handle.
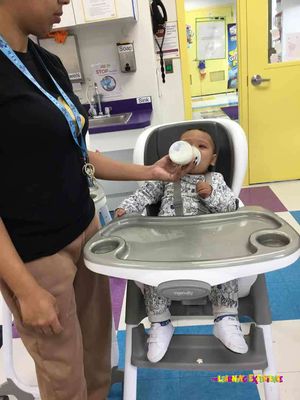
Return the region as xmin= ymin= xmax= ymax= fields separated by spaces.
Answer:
xmin=251 ymin=74 xmax=271 ymax=86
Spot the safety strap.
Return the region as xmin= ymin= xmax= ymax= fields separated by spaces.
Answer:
xmin=173 ymin=181 xmax=183 ymax=216
xmin=205 ymin=172 xmax=212 ymax=185
xmin=173 ymin=173 xmax=213 ymax=216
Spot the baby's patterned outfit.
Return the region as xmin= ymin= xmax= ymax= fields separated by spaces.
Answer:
xmin=118 ymin=172 xmax=239 ymax=322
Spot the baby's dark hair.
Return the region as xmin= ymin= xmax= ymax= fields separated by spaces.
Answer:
xmin=180 ymin=128 xmax=218 ymax=153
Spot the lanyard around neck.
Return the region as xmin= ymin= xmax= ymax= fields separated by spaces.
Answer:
xmin=0 ymin=35 xmax=88 ymax=162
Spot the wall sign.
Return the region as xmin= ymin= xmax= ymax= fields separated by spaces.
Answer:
xmin=82 ymin=0 xmax=117 ymax=22
xmin=196 ymin=19 xmax=226 ymax=60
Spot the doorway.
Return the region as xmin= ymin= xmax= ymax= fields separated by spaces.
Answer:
xmin=182 ymin=0 xmax=238 ymax=121
xmin=177 ymin=0 xmax=300 ymax=184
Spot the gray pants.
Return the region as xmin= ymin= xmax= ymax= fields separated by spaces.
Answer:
xmin=144 ymin=280 xmax=238 ymax=323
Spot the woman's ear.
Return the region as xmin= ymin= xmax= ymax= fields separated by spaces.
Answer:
xmin=210 ymin=153 xmax=217 ymax=166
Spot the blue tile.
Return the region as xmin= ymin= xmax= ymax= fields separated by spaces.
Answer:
xmin=290 ymin=211 xmax=300 ymax=224
xmin=178 ymin=374 xmax=260 ymax=400
xmin=108 ymin=383 xmax=122 ymax=400
xmin=266 ymin=259 xmax=300 ymax=320
xmin=113 ymin=329 xmax=262 ymax=400
xmin=137 ymin=378 xmax=180 ymax=399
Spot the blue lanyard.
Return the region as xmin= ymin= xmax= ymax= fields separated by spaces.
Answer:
xmin=0 ymin=35 xmax=88 ymax=162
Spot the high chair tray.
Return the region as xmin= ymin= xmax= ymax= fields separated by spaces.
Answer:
xmin=84 ymin=206 xmax=300 ymax=286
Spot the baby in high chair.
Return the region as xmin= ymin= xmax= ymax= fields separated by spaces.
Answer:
xmin=115 ymin=128 xmax=248 ymax=363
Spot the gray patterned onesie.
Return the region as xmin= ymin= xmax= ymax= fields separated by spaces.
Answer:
xmin=118 ymin=172 xmax=239 ymax=322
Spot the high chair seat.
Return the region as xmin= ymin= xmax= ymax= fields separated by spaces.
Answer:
xmin=83 ymin=119 xmax=300 ymax=400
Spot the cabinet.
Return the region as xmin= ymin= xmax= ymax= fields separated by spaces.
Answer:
xmin=54 ymin=0 xmax=138 ymax=30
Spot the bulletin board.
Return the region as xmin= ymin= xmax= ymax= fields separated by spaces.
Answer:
xmin=196 ymin=20 xmax=226 ymax=60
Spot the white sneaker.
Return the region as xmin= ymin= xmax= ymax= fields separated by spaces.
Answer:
xmin=213 ymin=316 xmax=248 ymax=354
xmin=147 ymin=322 xmax=175 ymax=363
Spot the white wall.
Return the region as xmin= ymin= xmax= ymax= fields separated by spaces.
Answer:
xmin=157 ymin=0 xmax=185 ymax=124
xmin=184 ymin=0 xmax=235 ymax=11
xmin=71 ymin=0 xmax=185 ymax=125
xmin=281 ymin=0 xmax=300 ymax=61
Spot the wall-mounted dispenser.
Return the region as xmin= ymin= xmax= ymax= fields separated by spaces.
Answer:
xmin=116 ymin=42 xmax=137 ymax=72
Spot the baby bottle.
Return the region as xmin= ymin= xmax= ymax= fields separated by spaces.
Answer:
xmin=168 ymin=141 xmax=201 ymax=166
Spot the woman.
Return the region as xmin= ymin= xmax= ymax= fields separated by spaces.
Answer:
xmin=0 ymin=1 xmax=191 ymax=399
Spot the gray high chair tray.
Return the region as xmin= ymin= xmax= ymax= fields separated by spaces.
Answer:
xmin=84 ymin=206 xmax=300 ymax=287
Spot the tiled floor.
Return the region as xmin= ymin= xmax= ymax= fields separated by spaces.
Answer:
xmin=0 ymin=180 xmax=298 ymax=400
xmin=192 ymin=92 xmax=238 ymax=120
xmin=109 ymin=180 xmax=300 ymax=400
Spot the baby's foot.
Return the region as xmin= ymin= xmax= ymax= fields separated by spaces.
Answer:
xmin=147 ymin=320 xmax=174 ymax=363
xmin=213 ymin=315 xmax=248 ymax=354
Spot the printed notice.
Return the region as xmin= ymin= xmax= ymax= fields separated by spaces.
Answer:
xmin=155 ymin=21 xmax=179 ymax=58
xmin=82 ymin=0 xmax=116 ymax=21
xmin=91 ymin=62 xmax=122 ymax=99
xmin=285 ymin=32 xmax=300 ymax=62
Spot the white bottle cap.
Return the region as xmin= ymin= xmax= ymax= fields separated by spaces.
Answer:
xmin=169 ymin=141 xmax=201 ymax=166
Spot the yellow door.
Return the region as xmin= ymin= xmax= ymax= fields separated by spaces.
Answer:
xmin=247 ymin=0 xmax=300 ymax=183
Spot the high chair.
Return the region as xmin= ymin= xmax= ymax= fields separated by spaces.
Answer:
xmin=0 ymin=183 xmax=122 ymax=399
xmin=84 ymin=119 xmax=300 ymax=400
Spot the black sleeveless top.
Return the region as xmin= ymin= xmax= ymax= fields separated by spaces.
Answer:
xmin=0 ymin=40 xmax=95 ymax=262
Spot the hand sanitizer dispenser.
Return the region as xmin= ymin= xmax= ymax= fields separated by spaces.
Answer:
xmin=117 ymin=42 xmax=137 ymax=73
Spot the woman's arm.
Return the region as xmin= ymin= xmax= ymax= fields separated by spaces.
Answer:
xmin=88 ymin=150 xmax=193 ymax=182
xmin=0 ymin=219 xmax=62 ymax=335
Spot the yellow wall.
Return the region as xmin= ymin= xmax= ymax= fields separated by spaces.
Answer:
xmin=185 ymin=4 xmax=236 ymax=97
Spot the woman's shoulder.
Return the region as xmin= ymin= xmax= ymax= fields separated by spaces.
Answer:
xmin=29 ymin=40 xmax=71 ymax=89
xmin=30 ymin=40 xmax=63 ymax=68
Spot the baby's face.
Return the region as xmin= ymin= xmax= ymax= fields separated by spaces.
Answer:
xmin=180 ymin=130 xmax=217 ymax=174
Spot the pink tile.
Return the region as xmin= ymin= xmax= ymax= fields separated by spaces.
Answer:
xmin=110 ymin=277 xmax=127 ymax=328
xmin=240 ymin=186 xmax=287 ymax=212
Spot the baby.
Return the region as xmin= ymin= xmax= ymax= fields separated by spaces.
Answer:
xmin=115 ymin=129 xmax=248 ymax=362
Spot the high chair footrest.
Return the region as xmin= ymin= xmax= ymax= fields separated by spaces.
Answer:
xmin=131 ymin=324 xmax=267 ymax=371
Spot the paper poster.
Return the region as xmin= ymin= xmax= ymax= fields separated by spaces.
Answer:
xmin=82 ymin=0 xmax=116 ymax=22
xmin=227 ymin=23 xmax=238 ymax=89
xmin=196 ymin=20 xmax=226 ymax=60
xmin=91 ymin=63 xmax=122 ymax=99
xmin=155 ymin=21 xmax=179 ymax=58
xmin=285 ymin=32 xmax=300 ymax=62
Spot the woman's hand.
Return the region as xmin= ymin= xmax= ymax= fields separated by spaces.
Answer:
xmin=115 ymin=208 xmax=126 ymax=218
xmin=149 ymin=155 xmax=195 ymax=181
xmin=17 ymin=286 xmax=63 ymax=335
xmin=196 ymin=181 xmax=212 ymax=199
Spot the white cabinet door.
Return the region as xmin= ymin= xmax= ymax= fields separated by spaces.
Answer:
xmin=115 ymin=0 xmax=137 ymax=19
xmin=72 ymin=0 xmax=137 ymax=25
xmin=53 ymin=2 xmax=76 ymax=29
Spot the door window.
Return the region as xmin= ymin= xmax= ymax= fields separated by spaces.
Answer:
xmin=269 ymin=0 xmax=300 ymax=63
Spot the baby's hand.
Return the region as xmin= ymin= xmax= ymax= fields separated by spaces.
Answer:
xmin=196 ymin=181 xmax=212 ymax=199
xmin=115 ymin=208 xmax=126 ymax=218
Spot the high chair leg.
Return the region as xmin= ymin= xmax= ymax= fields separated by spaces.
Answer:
xmin=258 ymin=324 xmax=280 ymax=400
xmin=124 ymin=324 xmax=138 ymax=400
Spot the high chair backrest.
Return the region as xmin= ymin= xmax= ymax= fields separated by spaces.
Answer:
xmin=133 ymin=119 xmax=248 ymax=215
